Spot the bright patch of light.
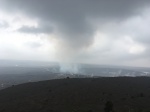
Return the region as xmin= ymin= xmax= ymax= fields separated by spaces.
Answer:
xmin=129 ymin=45 xmax=145 ymax=54
xmin=122 ymin=36 xmax=146 ymax=54
xmin=90 ymin=32 xmax=110 ymax=51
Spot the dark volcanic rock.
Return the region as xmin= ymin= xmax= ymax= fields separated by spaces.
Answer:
xmin=0 ymin=77 xmax=150 ymax=112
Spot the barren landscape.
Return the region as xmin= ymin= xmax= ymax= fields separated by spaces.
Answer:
xmin=0 ymin=77 xmax=150 ymax=112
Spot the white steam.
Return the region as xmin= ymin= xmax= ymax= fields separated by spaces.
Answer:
xmin=59 ymin=63 xmax=81 ymax=74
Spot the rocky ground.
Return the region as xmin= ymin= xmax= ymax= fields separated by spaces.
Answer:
xmin=0 ymin=77 xmax=150 ymax=112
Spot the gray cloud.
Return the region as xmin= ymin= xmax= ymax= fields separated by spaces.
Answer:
xmin=1 ymin=0 xmax=150 ymax=66
xmin=18 ymin=25 xmax=53 ymax=34
xmin=1 ymin=0 xmax=150 ymax=43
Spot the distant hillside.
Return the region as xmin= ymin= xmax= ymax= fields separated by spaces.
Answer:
xmin=0 ymin=77 xmax=150 ymax=112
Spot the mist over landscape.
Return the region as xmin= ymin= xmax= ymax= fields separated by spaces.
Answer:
xmin=0 ymin=59 xmax=150 ymax=90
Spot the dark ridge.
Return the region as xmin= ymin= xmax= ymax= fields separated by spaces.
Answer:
xmin=0 ymin=77 xmax=150 ymax=112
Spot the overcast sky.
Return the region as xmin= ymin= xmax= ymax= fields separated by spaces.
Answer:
xmin=0 ymin=0 xmax=150 ymax=67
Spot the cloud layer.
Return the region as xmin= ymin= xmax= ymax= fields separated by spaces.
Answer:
xmin=0 ymin=0 xmax=150 ymax=67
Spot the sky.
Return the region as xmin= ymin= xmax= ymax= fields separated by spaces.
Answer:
xmin=0 ymin=0 xmax=150 ymax=67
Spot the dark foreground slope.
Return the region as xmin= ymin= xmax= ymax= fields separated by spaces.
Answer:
xmin=0 ymin=77 xmax=150 ymax=112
